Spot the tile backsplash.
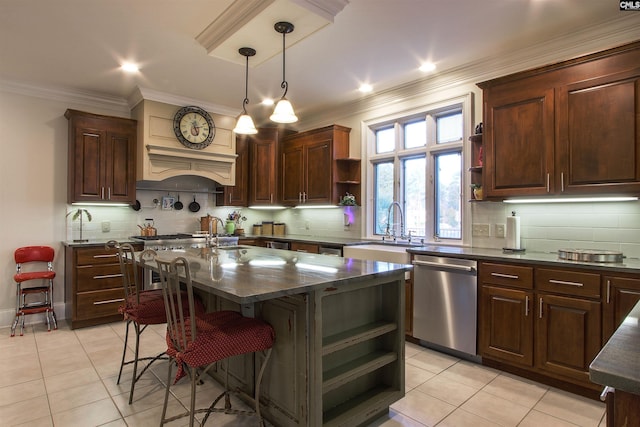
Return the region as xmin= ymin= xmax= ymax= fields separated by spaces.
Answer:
xmin=472 ymin=201 xmax=640 ymax=258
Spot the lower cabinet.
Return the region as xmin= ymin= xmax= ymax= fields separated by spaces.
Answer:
xmin=290 ymin=241 xmax=320 ymax=253
xmin=602 ymin=275 xmax=640 ymax=343
xmin=64 ymin=243 xmax=142 ymax=329
xmin=479 ymin=262 xmax=602 ymax=391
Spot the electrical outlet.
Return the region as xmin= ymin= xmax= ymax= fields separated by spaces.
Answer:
xmin=495 ymin=223 xmax=506 ymax=238
xmin=101 ymin=220 xmax=111 ymax=233
xmin=472 ymin=223 xmax=490 ymax=237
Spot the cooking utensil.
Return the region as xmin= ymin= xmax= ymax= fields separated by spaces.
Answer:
xmin=189 ymin=196 xmax=200 ymax=212
xmin=174 ymin=194 xmax=183 ymax=210
xmin=131 ymin=199 xmax=141 ymax=211
xmin=558 ymin=249 xmax=624 ymax=263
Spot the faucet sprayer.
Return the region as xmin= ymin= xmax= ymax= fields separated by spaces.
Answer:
xmin=206 ymin=216 xmax=225 ymax=248
xmin=385 ymin=201 xmax=406 ymax=239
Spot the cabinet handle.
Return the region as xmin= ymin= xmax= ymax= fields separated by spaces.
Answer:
xmin=93 ymin=274 xmax=123 ymax=280
xmin=490 ymin=272 xmax=519 ymax=280
xmin=539 ymin=297 xmax=543 ymax=318
xmin=296 ymin=249 xmax=308 ymax=253
xmin=546 ymin=173 xmax=550 ymax=192
xmin=606 ymin=279 xmax=611 ymax=304
xmin=299 ymin=192 xmax=302 ymax=203
xmin=93 ymin=298 xmax=124 ymax=305
xmin=108 ymin=187 xmax=111 ymax=200
xmin=101 ymin=187 xmax=105 ymax=199
xmin=270 ymin=193 xmax=273 ymax=204
xmin=525 ymin=295 xmax=529 ymax=316
xmin=229 ymin=192 xmax=232 ymax=204
xmin=600 ymin=386 xmax=614 ymax=402
xmin=93 ymin=254 xmax=118 ymax=259
xmin=549 ymin=279 xmax=584 ymax=287
xmin=303 ymin=191 xmax=307 ymax=202
xmin=561 ymin=172 xmax=565 ymax=192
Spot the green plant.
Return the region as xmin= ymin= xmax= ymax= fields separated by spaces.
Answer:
xmin=470 ymin=183 xmax=482 ymax=190
xmin=66 ymin=208 xmax=93 ymax=222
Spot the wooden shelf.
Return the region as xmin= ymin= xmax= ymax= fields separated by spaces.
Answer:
xmin=323 ymin=386 xmax=401 ymax=427
xmin=469 ymin=166 xmax=483 ymax=172
xmin=322 ymin=321 xmax=397 ymax=355
xmin=322 ymin=351 xmax=397 ymax=394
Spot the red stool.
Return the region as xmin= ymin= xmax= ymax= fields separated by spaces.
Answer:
xmin=11 ymin=246 xmax=58 ymax=336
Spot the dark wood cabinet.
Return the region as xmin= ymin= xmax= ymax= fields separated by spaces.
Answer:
xmin=249 ymin=128 xmax=294 ymax=206
xmin=478 ymin=41 xmax=640 ymax=199
xmin=64 ymin=243 xmax=142 ymax=329
xmin=281 ymin=125 xmax=358 ymax=206
xmin=479 ymin=262 xmax=603 ymax=391
xmin=217 ymin=135 xmax=249 ymax=206
xmin=65 ymin=109 xmax=137 ymax=204
xmin=290 ymin=242 xmax=320 ymax=253
xmin=602 ymin=275 xmax=640 ymax=343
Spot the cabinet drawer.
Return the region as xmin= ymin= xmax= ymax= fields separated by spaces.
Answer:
xmin=290 ymin=242 xmax=319 ymax=253
xmin=76 ymin=264 xmax=123 ymax=292
xmin=536 ymin=268 xmax=600 ymax=298
xmin=480 ymin=263 xmax=533 ymax=289
xmin=76 ymin=247 xmax=120 ymax=266
xmin=76 ymin=289 xmax=124 ymax=320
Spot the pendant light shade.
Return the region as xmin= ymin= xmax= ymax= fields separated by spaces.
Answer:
xmin=233 ymin=47 xmax=258 ymax=135
xmin=270 ymin=21 xmax=298 ymax=124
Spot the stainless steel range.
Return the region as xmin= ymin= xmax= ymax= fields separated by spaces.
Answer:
xmin=131 ymin=233 xmax=239 ymax=251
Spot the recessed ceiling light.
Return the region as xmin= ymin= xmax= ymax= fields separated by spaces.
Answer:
xmin=120 ymin=62 xmax=139 ymax=73
xmin=419 ymin=62 xmax=436 ymax=72
xmin=359 ymin=83 xmax=372 ymax=93
xmin=262 ymin=98 xmax=274 ymax=106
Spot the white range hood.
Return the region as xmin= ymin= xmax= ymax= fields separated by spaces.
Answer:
xmin=132 ymin=99 xmax=237 ymax=186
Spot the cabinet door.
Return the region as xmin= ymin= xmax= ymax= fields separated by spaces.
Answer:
xmin=250 ymin=137 xmax=278 ymax=205
xmin=536 ymin=293 xmax=601 ymax=383
xmin=484 ymin=86 xmax=555 ymax=197
xmin=217 ymin=136 xmax=249 ymax=206
xmin=290 ymin=242 xmax=319 ymax=253
xmin=304 ymin=139 xmax=333 ymax=203
xmin=281 ymin=143 xmax=304 ymax=205
xmin=70 ymin=125 xmax=107 ymax=202
xmin=556 ymin=71 xmax=640 ymax=194
xmin=104 ymin=129 xmax=136 ymax=203
xmin=603 ymin=276 xmax=640 ymax=343
xmin=479 ymin=285 xmax=533 ymax=366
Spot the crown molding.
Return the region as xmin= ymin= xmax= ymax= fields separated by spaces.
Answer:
xmin=0 ymin=79 xmax=130 ymax=115
xmin=299 ymin=15 xmax=640 ymax=129
xmin=128 ymin=86 xmax=239 ymax=117
xmin=292 ymin=0 xmax=350 ymax=22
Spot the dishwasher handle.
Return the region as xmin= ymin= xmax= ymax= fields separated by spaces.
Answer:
xmin=412 ymin=259 xmax=476 ymax=273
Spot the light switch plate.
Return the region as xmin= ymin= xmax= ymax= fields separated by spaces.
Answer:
xmin=101 ymin=221 xmax=111 ymax=232
xmin=495 ymin=223 xmax=506 ymax=238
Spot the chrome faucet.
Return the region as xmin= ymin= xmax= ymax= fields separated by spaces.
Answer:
xmin=385 ymin=201 xmax=406 ymax=239
xmin=207 ymin=216 xmax=225 ymax=248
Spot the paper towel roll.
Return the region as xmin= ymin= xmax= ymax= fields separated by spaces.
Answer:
xmin=505 ymin=215 xmax=521 ymax=249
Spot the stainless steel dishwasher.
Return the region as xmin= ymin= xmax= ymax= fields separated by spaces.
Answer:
xmin=412 ymin=254 xmax=478 ymax=357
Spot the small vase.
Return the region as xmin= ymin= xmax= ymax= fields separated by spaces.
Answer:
xmin=473 ymin=187 xmax=484 ymax=200
xmin=225 ymin=220 xmax=236 ymax=235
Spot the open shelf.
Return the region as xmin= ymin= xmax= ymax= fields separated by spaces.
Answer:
xmin=322 ymin=321 xmax=397 ymax=356
xmin=323 ymin=351 xmax=397 ymax=394
xmin=323 ymin=386 xmax=401 ymax=427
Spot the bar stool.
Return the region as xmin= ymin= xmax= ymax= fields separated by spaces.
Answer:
xmin=11 ymin=246 xmax=58 ymax=336
xmin=106 ymin=241 xmax=204 ymax=405
xmin=157 ymin=256 xmax=275 ymax=427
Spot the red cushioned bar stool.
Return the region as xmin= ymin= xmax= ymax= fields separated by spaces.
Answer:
xmin=11 ymin=246 xmax=58 ymax=337
xmin=106 ymin=241 xmax=205 ymax=405
xmin=157 ymin=256 xmax=275 ymax=427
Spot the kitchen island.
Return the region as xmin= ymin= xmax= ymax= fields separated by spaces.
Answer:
xmin=147 ymin=245 xmax=410 ymax=427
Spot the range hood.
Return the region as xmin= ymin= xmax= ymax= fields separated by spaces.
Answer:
xmin=132 ymin=99 xmax=237 ymax=186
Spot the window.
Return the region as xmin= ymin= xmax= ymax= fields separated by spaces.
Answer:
xmin=368 ymin=102 xmax=466 ymax=242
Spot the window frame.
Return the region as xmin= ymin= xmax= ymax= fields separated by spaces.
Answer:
xmin=363 ymin=93 xmax=473 ymax=245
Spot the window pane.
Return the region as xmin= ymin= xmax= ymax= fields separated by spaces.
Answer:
xmin=374 ymin=162 xmax=394 ymax=234
xmin=435 ymin=152 xmax=461 ymax=239
xmin=437 ymin=112 xmax=462 ymax=143
xmin=403 ymin=157 xmax=426 ymax=236
xmin=404 ymin=120 xmax=426 ymax=149
xmin=376 ymin=127 xmax=395 ymax=153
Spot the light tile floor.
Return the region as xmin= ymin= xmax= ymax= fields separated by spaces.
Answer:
xmin=0 ymin=321 xmax=606 ymax=427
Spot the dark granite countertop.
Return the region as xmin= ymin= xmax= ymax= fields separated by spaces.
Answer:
xmin=590 ymin=301 xmax=640 ymax=395
xmin=147 ymin=246 xmax=411 ymax=304
xmin=62 ymin=238 xmax=141 ymax=247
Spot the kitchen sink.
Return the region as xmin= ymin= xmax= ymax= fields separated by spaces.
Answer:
xmin=343 ymin=244 xmax=411 ymax=264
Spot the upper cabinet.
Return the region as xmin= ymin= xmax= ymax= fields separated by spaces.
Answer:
xmin=478 ymin=41 xmax=640 ymax=199
xmin=281 ymin=125 xmax=359 ymax=206
xmin=216 ymin=134 xmax=249 ymax=207
xmin=65 ymin=109 xmax=137 ymax=204
xmin=249 ymin=127 xmax=294 ymax=206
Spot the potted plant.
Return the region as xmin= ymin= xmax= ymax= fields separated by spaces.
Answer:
xmin=66 ymin=208 xmax=92 ymax=242
xmin=471 ymin=184 xmax=483 ymax=201
xmin=227 ymin=210 xmax=247 ymax=235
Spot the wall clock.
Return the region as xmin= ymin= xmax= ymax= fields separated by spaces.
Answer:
xmin=173 ymin=106 xmax=215 ymax=150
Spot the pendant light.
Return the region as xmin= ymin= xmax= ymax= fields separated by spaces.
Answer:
xmin=270 ymin=21 xmax=298 ymax=123
xmin=233 ymin=47 xmax=258 ymax=135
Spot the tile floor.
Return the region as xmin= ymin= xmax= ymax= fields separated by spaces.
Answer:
xmin=0 ymin=321 xmax=606 ymax=427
